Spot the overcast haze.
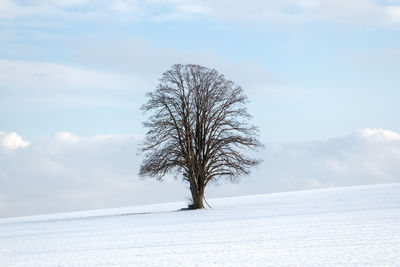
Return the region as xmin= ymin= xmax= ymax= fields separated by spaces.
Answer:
xmin=1 ymin=0 xmax=400 ymax=218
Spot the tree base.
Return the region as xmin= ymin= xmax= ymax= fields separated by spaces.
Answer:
xmin=187 ymin=203 xmax=204 ymax=210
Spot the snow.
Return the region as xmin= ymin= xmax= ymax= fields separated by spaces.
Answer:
xmin=1 ymin=183 xmax=399 ymax=266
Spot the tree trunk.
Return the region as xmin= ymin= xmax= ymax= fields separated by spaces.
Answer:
xmin=188 ymin=183 xmax=205 ymax=209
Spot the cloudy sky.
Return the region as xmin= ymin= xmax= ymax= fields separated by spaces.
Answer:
xmin=1 ymin=0 xmax=400 ymax=218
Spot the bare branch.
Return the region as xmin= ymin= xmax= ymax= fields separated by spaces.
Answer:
xmin=139 ymin=64 xmax=262 ymax=209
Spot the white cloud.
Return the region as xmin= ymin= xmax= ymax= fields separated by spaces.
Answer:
xmin=352 ymin=48 xmax=400 ymax=68
xmin=174 ymin=0 xmax=400 ymax=26
xmin=0 ymin=59 xmax=134 ymax=92
xmin=1 ymin=128 xmax=400 ymax=218
xmin=0 ymin=131 xmax=29 ymax=150
xmin=75 ymin=39 xmax=276 ymax=94
xmin=110 ymin=0 xmax=139 ymax=14
xmin=206 ymin=127 xmax=400 ymax=196
xmin=51 ymin=0 xmax=91 ymax=7
xmin=0 ymin=59 xmax=148 ymax=109
xmin=0 ymin=0 xmax=28 ymax=19
xmin=357 ymin=128 xmax=400 ymax=141
xmin=385 ymin=5 xmax=400 ymax=24
xmin=0 ymin=130 xmax=187 ymax=218
xmin=56 ymin=132 xmax=81 ymax=143
xmin=1 ymin=0 xmax=400 ymax=26
xmin=0 ymin=0 xmax=91 ymax=19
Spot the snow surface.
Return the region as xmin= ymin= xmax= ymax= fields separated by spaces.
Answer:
xmin=0 ymin=183 xmax=399 ymax=266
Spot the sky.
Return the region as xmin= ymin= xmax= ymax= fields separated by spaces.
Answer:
xmin=1 ymin=0 xmax=400 ymax=218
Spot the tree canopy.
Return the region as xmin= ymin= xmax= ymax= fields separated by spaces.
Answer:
xmin=140 ymin=64 xmax=261 ymax=209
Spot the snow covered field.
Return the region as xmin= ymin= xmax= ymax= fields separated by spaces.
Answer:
xmin=0 ymin=183 xmax=399 ymax=266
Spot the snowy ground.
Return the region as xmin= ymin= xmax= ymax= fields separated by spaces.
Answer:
xmin=0 ymin=183 xmax=399 ymax=266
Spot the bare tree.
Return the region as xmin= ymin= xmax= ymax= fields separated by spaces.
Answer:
xmin=140 ymin=64 xmax=262 ymax=209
